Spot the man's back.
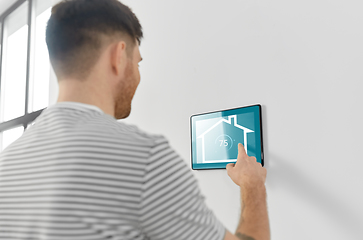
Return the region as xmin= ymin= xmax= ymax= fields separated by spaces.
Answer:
xmin=0 ymin=102 xmax=225 ymax=240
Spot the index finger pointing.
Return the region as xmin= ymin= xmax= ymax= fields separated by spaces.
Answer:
xmin=237 ymin=143 xmax=247 ymax=158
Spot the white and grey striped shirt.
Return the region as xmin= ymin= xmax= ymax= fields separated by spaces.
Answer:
xmin=0 ymin=102 xmax=226 ymax=240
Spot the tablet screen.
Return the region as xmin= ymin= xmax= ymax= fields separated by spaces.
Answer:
xmin=190 ymin=104 xmax=264 ymax=170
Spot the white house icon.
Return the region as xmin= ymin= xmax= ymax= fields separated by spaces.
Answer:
xmin=197 ymin=115 xmax=254 ymax=163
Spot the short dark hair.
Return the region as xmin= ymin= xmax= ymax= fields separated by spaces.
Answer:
xmin=46 ymin=0 xmax=143 ymax=79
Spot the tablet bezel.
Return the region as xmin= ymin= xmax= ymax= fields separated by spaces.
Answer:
xmin=190 ymin=104 xmax=264 ymax=170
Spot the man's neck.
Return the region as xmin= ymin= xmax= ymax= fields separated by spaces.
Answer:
xmin=57 ymin=79 xmax=115 ymax=118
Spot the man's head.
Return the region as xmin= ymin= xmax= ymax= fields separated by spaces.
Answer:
xmin=46 ymin=0 xmax=143 ymax=119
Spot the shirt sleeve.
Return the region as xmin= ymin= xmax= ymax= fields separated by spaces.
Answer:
xmin=140 ymin=136 xmax=226 ymax=240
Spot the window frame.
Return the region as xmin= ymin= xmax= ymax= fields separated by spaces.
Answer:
xmin=0 ymin=0 xmax=44 ymax=135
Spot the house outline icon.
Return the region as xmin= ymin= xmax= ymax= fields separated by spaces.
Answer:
xmin=197 ymin=115 xmax=254 ymax=163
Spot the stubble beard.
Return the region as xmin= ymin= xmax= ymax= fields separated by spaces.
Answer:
xmin=114 ymin=61 xmax=135 ymax=119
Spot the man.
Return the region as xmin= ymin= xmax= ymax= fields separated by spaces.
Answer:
xmin=0 ymin=0 xmax=269 ymax=239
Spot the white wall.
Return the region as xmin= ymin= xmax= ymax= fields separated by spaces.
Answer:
xmin=120 ymin=0 xmax=363 ymax=239
xmin=47 ymin=0 xmax=363 ymax=239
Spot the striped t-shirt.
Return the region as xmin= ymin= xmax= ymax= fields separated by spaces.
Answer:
xmin=0 ymin=102 xmax=226 ymax=240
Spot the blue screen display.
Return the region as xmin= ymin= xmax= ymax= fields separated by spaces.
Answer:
xmin=191 ymin=105 xmax=263 ymax=170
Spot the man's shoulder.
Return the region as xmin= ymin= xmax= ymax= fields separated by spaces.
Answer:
xmin=33 ymin=106 xmax=167 ymax=148
xmin=111 ymin=121 xmax=167 ymax=146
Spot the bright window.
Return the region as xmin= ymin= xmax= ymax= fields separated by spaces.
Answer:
xmin=30 ymin=7 xmax=52 ymax=112
xmin=1 ymin=126 xmax=24 ymax=151
xmin=0 ymin=23 xmax=2 ymax=66
xmin=0 ymin=0 xmax=61 ymax=153
xmin=0 ymin=1 xmax=29 ymax=122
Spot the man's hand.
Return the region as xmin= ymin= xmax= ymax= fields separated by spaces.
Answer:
xmin=226 ymin=143 xmax=266 ymax=189
xmin=224 ymin=143 xmax=270 ymax=240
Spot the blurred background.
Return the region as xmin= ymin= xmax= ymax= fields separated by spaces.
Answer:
xmin=0 ymin=0 xmax=362 ymax=239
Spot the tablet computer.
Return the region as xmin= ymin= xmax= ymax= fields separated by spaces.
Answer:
xmin=190 ymin=104 xmax=264 ymax=170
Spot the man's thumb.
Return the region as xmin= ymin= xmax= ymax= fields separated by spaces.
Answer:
xmin=226 ymin=163 xmax=235 ymax=174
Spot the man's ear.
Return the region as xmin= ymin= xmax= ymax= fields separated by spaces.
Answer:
xmin=110 ymin=41 xmax=127 ymax=76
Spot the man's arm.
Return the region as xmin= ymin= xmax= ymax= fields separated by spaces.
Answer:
xmin=223 ymin=143 xmax=270 ymax=240
xmin=140 ymin=137 xmax=226 ymax=240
